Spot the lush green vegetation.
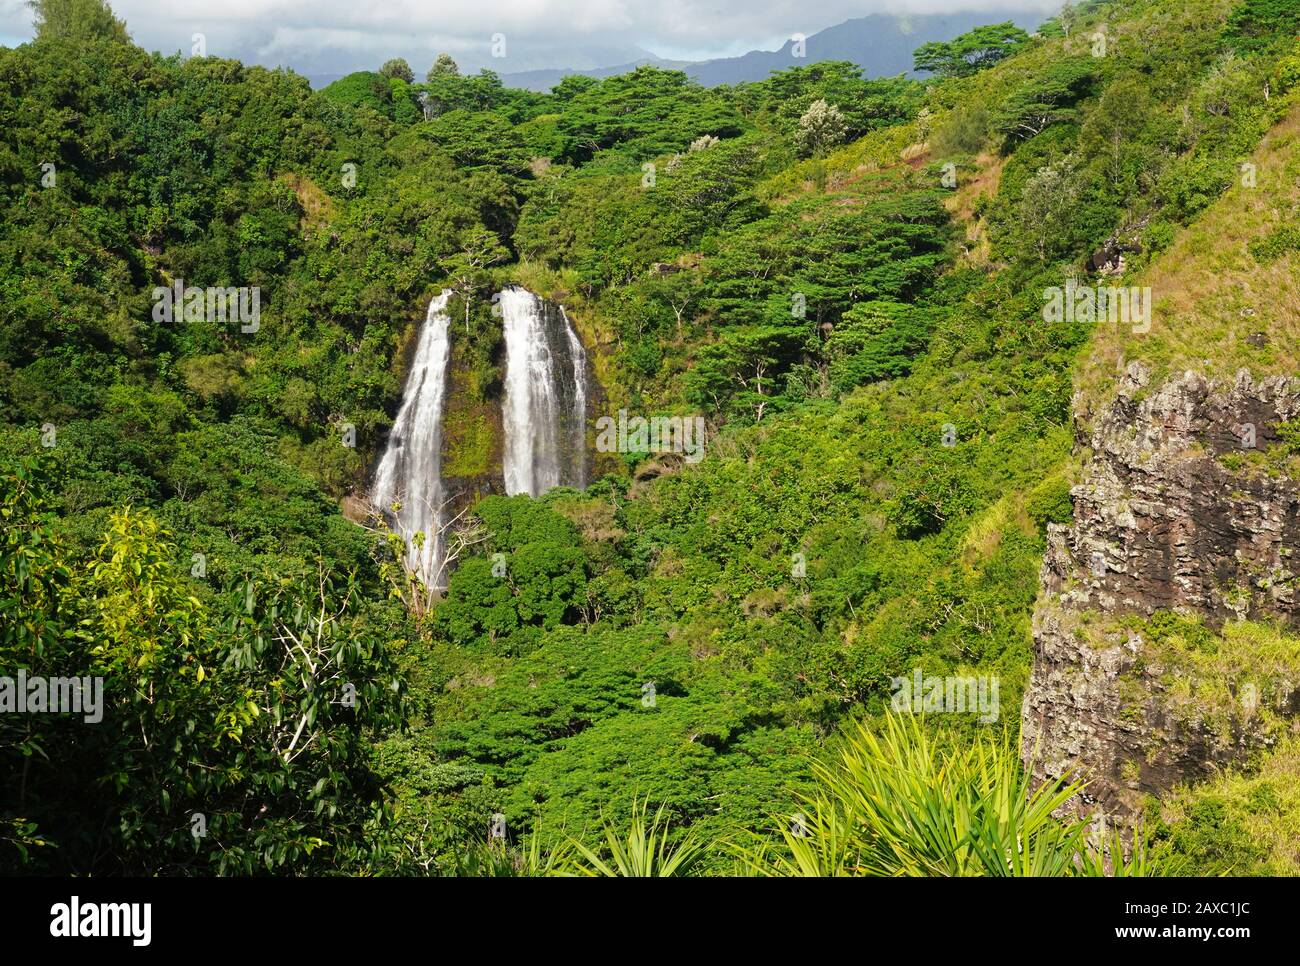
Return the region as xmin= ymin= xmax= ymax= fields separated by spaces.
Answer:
xmin=3 ymin=0 xmax=1300 ymax=875
xmin=913 ymin=22 xmax=1032 ymax=79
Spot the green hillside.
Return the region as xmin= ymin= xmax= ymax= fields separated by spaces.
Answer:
xmin=3 ymin=0 xmax=1300 ymax=875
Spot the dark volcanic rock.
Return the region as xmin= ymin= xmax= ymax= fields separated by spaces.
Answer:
xmin=1021 ymin=365 xmax=1300 ymax=821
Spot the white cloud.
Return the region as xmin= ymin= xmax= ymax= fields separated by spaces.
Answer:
xmin=1 ymin=0 xmax=1062 ymax=75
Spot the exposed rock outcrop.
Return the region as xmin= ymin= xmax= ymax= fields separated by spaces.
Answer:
xmin=1022 ymin=364 xmax=1300 ymax=820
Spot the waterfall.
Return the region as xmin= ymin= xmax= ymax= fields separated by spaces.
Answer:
xmin=371 ymin=290 xmax=453 ymax=587
xmin=499 ymin=287 xmax=588 ymax=497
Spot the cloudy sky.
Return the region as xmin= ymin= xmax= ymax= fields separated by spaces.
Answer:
xmin=0 ymin=0 xmax=1060 ymax=77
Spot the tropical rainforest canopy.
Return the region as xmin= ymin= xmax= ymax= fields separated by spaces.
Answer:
xmin=3 ymin=0 xmax=1300 ymax=876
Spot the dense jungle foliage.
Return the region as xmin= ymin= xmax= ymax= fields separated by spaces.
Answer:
xmin=3 ymin=0 xmax=1300 ymax=874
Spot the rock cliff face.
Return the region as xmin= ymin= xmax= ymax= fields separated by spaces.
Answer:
xmin=1021 ymin=364 xmax=1300 ymax=820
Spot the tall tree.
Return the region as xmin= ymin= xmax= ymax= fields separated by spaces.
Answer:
xmin=913 ymin=22 xmax=1030 ymax=79
xmin=795 ymin=98 xmax=847 ymax=158
xmin=27 ymin=0 xmax=129 ymax=42
xmin=380 ymin=57 xmax=415 ymax=83
xmin=427 ymin=52 xmax=460 ymax=81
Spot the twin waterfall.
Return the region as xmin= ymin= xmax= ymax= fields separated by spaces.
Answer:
xmin=499 ymin=287 xmax=588 ymax=499
xmin=370 ymin=290 xmax=454 ymax=587
xmin=371 ymin=286 xmax=587 ymax=587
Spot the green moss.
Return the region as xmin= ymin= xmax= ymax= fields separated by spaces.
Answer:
xmin=1024 ymin=468 xmax=1075 ymax=530
xmin=442 ymin=408 xmax=495 ymax=478
xmin=1150 ymin=737 xmax=1300 ymax=875
xmin=1129 ymin=613 xmax=1300 ymax=741
xmin=1117 ymin=672 xmax=1149 ymax=721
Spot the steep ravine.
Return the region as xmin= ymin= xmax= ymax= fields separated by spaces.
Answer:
xmin=1021 ymin=364 xmax=1300 ymax=821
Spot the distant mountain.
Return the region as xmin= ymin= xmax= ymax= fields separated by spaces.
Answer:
xmin=493 ymin=57 xmax=689 ymax=93
xmin=308 ymin=73 xmax=349 ymax=89
xmin=302 ymin=43 xmax=660 ymax=90
xmin=500 ymin=9 xmax=1047 ymax=92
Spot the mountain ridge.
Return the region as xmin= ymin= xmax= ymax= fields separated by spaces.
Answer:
xmin=499 ymin=10 xmax=1047 ymax=90
xmin=308 ymin=9 xmax=1048 ymax=90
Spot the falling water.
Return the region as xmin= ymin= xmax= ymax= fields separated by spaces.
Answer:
xmin=371 ymin=290 xmax=453 ymax=587
xmin=499 ymin=287 xmax=588 ymax=497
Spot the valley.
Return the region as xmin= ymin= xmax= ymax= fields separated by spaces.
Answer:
xmin=2 ymin=0 xmax=1299 ymax=878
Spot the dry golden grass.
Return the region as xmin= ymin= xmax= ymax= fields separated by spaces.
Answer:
xmin=281 ymin=172 xmax=335 ymax=232
xmin=943 ymin=150 xmax=1005 ymax=268
xmin=1078 ymin=100 xmax=1300 ymax=410
xmin=943 ymin=151 xmax=1003 ymax=221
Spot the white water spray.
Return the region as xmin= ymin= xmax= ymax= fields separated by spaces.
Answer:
xmin=371 ymin=290 xmax=453 ymax=587
xmin=499 ymin=287 xmax=588 ymax=497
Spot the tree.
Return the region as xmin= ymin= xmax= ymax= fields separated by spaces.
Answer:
xmin=552 ymin=74 xmax=599 ymax=101
xmin=431 ymin=496 xmax=588 ymax=648
xmin=1080 ymin=76 xmax=1153 ymax=194
xmin=1039 ymin=3 xmax=1081 ymax=39
xmin=913 ymin=21 xmax=1031 ymax=79
xmin=794 ymin=99 xmax=847 ymax=158
xmin=686 ymin=325 xmax=806 ymax=423
xmin=1058 ymin=3 xmax=1079 ymax=37
xmin=990 ymin=59 xmax=1096 ymax=147
xmin=368 ymin=494 xmax=488 ymax=620
xmin=27 ymin=0 xmax=129 ymax=42
xmin=414 ymin=109 xmax=530 ymax=172
xmin=825 ymin=301 xmax=935 ymax=393
xmin=380 ymin=57 xmax=415 ymax=83
xmin=1016 ymin=156 xmax=1083 ymax=263
xmin=757 ymin=61 xmax=923 ymax=143
xmin=444 ymin=227 xmax=508 ymax=332
xmin=427 ymin=52 xmax=460 ymax=81
xmin=320 ymin=70 xmax=411 ymax=122
xmin=0 ymin=456 xmax=403 ymax=874
xmin=1228 ymin=0 xmax=1300 ymax=54
xmin=552 ymin=66 xmax=743 ymax=164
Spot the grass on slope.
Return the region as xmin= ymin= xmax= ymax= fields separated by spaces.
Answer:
xmin=1152 ymin=734 xmax=1300 ymax=875
xmin=1079 ymin=98 xmax=1300 ymax=410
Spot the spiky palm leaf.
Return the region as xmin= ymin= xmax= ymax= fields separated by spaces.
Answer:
xmin=564 ymin=799 xmax=708 ymax=877
xmin=455 ymin=826 xmax=575 ymax=877
xmin=736 ymin=713 xmax=1160 ymax=877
